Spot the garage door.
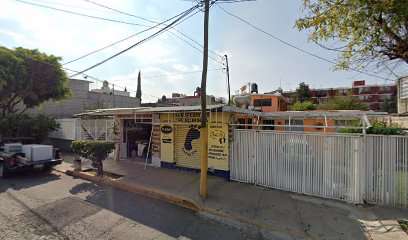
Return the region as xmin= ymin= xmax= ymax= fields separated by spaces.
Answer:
xmin=175 ymin=125 xmax=202 ymax=169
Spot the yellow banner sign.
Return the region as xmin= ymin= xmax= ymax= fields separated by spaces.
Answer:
xmin=208 ymin=124 xmax=228 ymax=162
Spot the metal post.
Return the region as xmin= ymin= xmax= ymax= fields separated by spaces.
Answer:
xmin=225 ymin=54 xmax=231 ymax=105
xmin=144 ymin=126 xmax=154 ymax=170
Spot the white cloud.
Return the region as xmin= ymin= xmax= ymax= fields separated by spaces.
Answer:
xmin=192 ymin=64 xmax=200 ymax=71
xmin=172 ymin=63 xmax=189 ymax=72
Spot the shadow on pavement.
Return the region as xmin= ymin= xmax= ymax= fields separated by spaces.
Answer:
xmin=0 ymin=171 xmax=61 ymax=193
xmin=80 ymin=184 xmax=246 ymax=240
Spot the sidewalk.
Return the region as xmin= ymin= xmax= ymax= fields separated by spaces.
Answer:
xmin=56 ymin=159 xmax=408 ymax=240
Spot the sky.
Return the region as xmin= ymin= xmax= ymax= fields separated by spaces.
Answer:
xmin=1 ymin=0 xmax=407 ymax=103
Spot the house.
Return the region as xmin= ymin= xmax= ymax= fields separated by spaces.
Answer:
xmin=282 ymin=80 xmax=397 ymax=112
xmin=24 ymin=79 xmax=141 ymax=118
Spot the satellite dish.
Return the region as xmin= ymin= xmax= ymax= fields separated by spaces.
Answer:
xmin=240 ymin=85 xmax=247 ymax=93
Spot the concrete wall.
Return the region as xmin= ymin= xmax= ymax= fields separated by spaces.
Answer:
xmin=384 ymin=116 xmax=408 ymax=128
xmin=24 ymin=79 xmax=141 ymax=118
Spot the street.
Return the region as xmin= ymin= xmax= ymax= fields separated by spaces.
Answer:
xmin=0 ymin=171 xmax=252 ymax=240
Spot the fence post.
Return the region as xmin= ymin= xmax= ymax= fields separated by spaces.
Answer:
xmin=360 ymin=117 xmax=367 ymax=203
xmin=253 ymin=130 xmax=257 ymax=185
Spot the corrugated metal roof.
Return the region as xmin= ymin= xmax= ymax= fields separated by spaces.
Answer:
xmin=75 ymin=105 xmax=387 ymax=119
xmin=262 ymin=110 xmax=387 ymax=118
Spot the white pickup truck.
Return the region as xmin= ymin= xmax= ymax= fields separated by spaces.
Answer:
xmin=0 ymin=138 xmax=63 ymax=178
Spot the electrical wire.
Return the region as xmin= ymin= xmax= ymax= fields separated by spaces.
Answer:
xmin=69 ymin=5 xmax=201 ymax=77
xmin=110 ymin=68 xmax=224 ymax=81
xmin=15 ymin=0 xmax=225 ymax=67
xmin=60 ymin=0 xmax=224 ymax=66
xmin=218 ymin=5 xmax=395 ymax=82
xmin=83 ymin=0 xmax=224 ymax=60
xmin=14 ymin=0 xmax=151 ymax=28
xmin=62 ymin=4 xmax=197 ymax=65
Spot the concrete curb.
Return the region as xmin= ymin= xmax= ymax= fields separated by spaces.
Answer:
xmin=66 ymin=170 xmax=203 ymax=212
xmin=62 ymin=169 xmax=311 ymax=240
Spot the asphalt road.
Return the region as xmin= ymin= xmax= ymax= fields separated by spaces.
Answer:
xmin=0 ymin=170 xmax=254 ymax=240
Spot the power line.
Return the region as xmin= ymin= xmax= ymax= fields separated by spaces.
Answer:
xmin=70 ymin=5 xmax=200 ymax=77
xmin=84 ymin=0 xmax=224 ymax=60
xmin=14 ymin=0 xmax=151 ymax=28
xmin=110 ymin=68 xmax=224 ymax=81
xmin=62 ymin=5 xmax=197 ymax=65
xmin=59 ymin=0 xmax=223 ymax=66
xmin=218 ymin=5 xmax=395 ymax=82
xmin=5 ymin=47 xmax=157 ymax=101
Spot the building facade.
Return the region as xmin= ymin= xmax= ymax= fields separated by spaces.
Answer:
xmin=282 ymin=80 xmax=397 ymax=112
xmin=398 ymin=75 xmax=408 ymax=115
xmin=25 ymin=79 xmax=141 ymax=118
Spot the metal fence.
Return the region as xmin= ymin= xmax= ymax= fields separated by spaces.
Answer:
xmin=231 ymin=130 xmax=408 ymax=208
xmin=50 ymin=118 xmax=114 ymax=141
xmin=80 ymin=119 xmax=115 ymax=141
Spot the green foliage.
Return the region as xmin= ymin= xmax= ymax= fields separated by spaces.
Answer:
xmin=71 ymin=140 xmax=115 ymax=176
xmin=0 ymin=47 xmax=25 ymax=91
xmin=296 ymin=1 xmax=408 ymax=69
xmin=292 ymin=82 xmax=312 ymax=102
xmin=380 ymin=98 xmax=391 ymax=113
xmin=380 ymin=98 xmax=397 ymax=113
xmin=0 ymin=114 xmax=60 ymax=142
xmin=317 ymin=95 xmax=368 ymax=110
xmin=0 ymin=46 xmax=71 ymax=117
xmin=339 ymin=119 xmax=404 ymax=135
xmin=292 ymin=101 xmax=316 ymax=111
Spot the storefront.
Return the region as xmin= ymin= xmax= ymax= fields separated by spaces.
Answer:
xmin=158 ymin=107 xmax=232 ymax=178
xmin=77 ymin=105 xmax=264 ymax=179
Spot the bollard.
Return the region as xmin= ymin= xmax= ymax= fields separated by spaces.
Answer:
xmin=73 ymin=158 xmax=82 ymax=172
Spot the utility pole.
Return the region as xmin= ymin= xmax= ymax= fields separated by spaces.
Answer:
xmin=225 ymin=55 xmax=231 ymax=105
xmin=199 ymin=0 xmax=210 ymax=199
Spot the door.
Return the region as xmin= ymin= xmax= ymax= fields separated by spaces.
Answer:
xmin=175 ymin=125 xmax=201 ymax=169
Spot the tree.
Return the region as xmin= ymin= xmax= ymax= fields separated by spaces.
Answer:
xmin=0 ymin=46 xmax=71 ymax=118
xmin=317 ymin=95 xmax=368 ymax=110
xmin=71 ymin=140 xmax=115 ymax=177
xmin=292 ymin=101 xmax=316 ymax=111
xmin=295 ymin=1 xmax=408 ymax=70
xmin=292 ymin=82 xmax=312 ymax=102
xmin=136 ymin=70 xmax=142 ymax=99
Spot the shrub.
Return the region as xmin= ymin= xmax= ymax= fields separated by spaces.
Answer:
xmin=291 ymin=101 xmax=316 ymax=111
xmin=338 ymin=119 xmax=404 ymax=135
xmin=0 ymin=114 xmax=60 ymax=142
xmin=71 ymin=140 xmax=115 ymax=176
xmin=317 ymin=95 xmax=368 ymax=110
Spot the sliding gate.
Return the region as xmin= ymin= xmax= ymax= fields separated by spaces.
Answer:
xmin=231 ymin=129 xmax=408 ymax=207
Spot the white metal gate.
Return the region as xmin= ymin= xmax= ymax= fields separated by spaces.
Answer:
xmin=231 ymin=130 xmax=408 ymax=207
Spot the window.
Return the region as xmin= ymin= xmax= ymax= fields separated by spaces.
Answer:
xmin=254 ymin=99 xmax=272 ymax=107
xmin=262 ymin=120 xmax=275 ymax=130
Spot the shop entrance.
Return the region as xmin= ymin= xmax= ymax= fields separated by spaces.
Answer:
xmin=175 ymin=125 xmax=202 ymax=169
xmin=123 ymin=119 xmax=152 ymax=163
